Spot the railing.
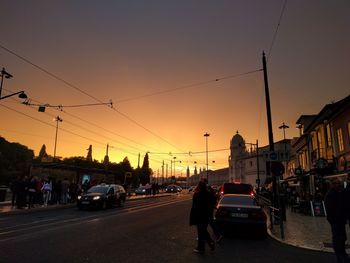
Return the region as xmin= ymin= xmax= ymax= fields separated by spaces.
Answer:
xmin=256 ymin=194 xmax=285 ymax=239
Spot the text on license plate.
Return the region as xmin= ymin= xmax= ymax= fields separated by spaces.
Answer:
xmin=231 ymin=213 xmax=248 ymax=218
xmin=82 ymin=201 xmax=90 ymax=204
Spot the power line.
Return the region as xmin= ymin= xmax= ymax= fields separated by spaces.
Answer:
xmin=5 ymin=98 xmax=167 ymax=163
xmin=0 ymin=43 xmax=187 ymax=153
xmin=22 ymin=100 xmax=113 ymax=110
xmin=115 ymin=69 xmax=262 ymax=104
xmin=267 ymin=0 xmax=288 ymax=61
xmin=0 ymin=43 xmax=262 ymax=154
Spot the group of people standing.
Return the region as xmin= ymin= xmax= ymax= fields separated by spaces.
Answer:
xmin=189 ymin=180 xmax=222 ymax=253
xmin=10 ymin=176 xmax=81 ymax=209
xmin=325 ymin=176 xmax=350 ymax=263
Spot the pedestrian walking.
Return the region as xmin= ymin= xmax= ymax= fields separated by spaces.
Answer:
xmin=325 ymin=178 xmax=349 ymax=263
xmin=27 ymin=176 xmax=37 ymax=209
xmin=41 ymin=179 xmax=52 ymax=207
xmin=61 ymin=178 xmax=70 ymax=204
xmin=10 ymin=176 xmax=20 ymax=207
xmin=189 ymin=180 xmax=215 ymax=253
xmin=345 ymin=174 xmax=350 ymax=227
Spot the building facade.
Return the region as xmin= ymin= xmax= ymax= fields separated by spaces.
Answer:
xmin=291 ymin=94 xmax=350 ymax=197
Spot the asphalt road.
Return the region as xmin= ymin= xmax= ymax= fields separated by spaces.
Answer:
xmin=0 ymin=194 xmax=334 ymax=263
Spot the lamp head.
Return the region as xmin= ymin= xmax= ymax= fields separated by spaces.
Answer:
xmin=18 ymin=92 xmax=27 ymax=99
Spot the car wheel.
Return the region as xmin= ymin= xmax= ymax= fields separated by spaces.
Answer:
xmin=119 ymin=198 xmax=125 ymax=207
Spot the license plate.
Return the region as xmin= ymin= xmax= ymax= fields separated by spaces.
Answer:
xmin=231 ymin=213 xmax=248 ymax=218
xmin=81 ymin=201 xmax=90 ymax=205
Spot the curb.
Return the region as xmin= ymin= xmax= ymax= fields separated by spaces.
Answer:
xmin=0 ymin=193 xmax=173 ymax=216
xmin=266 ymin=214 xmax=335 ymax=254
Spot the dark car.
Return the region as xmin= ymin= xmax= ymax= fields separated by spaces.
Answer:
xmin=214 ymin=194 xmax=267 ymax=237
xmin=218 ymin=183 xmax=255 ymax=199
xmin=77 ymin=184 xmax=126 ymax=210
xmin=134 ymin=186 xmax=147 ymax=195
xmin=165 ymin=185 xmax=182 ymax=193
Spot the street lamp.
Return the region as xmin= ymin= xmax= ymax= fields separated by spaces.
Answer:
xmin=172 ymin=157 xmax=181 ymax=178
xmin=204 ymin=132 xmax=210 ymax=182
xmin=279 ymin=122 xmax=289 ymax=176
xmin=53 ymin=116 xmax=63 ymax=161
xmin=0 ymin=67 xmax=27 ymax=100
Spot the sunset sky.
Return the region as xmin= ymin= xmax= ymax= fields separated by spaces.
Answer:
xmin=0 ymin=1 xmax=349 ymax=176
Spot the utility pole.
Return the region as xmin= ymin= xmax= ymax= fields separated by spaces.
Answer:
xmin=262 ymin=51 xmax=284 ymax=238
xmin=53 ymin=116 xmax=63 ymax=161
xmin=256 ymin=139 xmax=260 ymax=191
xmin=204 ymin=133 xmax=210 ymax=182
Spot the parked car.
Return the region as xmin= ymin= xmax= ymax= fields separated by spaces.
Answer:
xmin=214 ymin=194 xmax=267 ymax=237
xmin=165 ymin=185 xmax=182 ymax=193
xmin=218 ymin=182 xmax=255 ymax=199
xmin=135 ymin=186 xmax=147 ymax=195
xmin=77 ymin=184 xmax=126 ymax=210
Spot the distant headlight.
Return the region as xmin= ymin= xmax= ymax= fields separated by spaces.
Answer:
xmin=93 ymin=196 xmax=101 ymax=200
xmin=142 ymin=189 xmax=146 ymax=192
xmin=77 ymin=196 xmax=82 ymax=200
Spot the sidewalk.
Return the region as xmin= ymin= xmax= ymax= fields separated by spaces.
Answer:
xmin=268 ymin=208 xmax=350 ymax=253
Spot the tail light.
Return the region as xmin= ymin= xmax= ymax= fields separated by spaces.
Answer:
xmin=220 ymin=190 xmax=224 ymax=195
xmin=250 ymin=192 xmax=255 ymax=196
xmin=250 ymin=210 xmax=267 ymax=220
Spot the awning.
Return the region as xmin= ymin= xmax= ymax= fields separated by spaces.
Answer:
xmin=323 ymin=172 xmax=349 ymax=180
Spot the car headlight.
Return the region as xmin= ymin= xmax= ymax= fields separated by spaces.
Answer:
xmin=77 ymin=196 xmax=82 ymax=200
xmin=93 ymin=196 xmax=101 ymax=200
xmin=142 ymin=189 xmax=146 ymax=192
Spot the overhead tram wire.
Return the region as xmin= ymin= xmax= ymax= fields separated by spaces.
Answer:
xmin=115 ymin=69 xmax=262 ymax=104
xmin=5 ymin=87 xmax=172 ymax=156
xmin=14 ymin=95 xmax=169 ymax=156
xmin=0 ymin=43 xmax=185 ymax=154
xmin=0 ymin=103 xmax=164 ymax=164
xmin=266 ymin=0 xmax=288 ymax=62
xmin=0 ymin=43 xmax=262 ymax=154
xmin=6 ymin=95 xmax=167 ymax=163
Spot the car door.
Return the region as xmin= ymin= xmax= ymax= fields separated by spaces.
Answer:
xmin=107 ymin=187 xmax=116 ymax=206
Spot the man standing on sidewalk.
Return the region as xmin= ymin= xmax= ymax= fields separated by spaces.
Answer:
xmin=325 ymin=178 xmax=349 ymax=263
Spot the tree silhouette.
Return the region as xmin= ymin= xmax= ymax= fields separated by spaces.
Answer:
xmin=0 ymin=137 xmax=34 ymax=184
xmin=140 ymin=153 xmax=152 ymax=185
xmin=86 ymin=145 xmax=92 ymax=162
xmin=38 ymin=144 xmax=48 ymax=160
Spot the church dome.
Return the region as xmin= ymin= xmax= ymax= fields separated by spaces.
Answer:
xmin=231 ymin=131 xmax=245 ymax=147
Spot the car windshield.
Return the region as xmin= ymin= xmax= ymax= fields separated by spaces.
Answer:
xmin=220 ymin=195 xmax=257 ymax=206
xmin=87 ymin=186 xmax=108 ymax=194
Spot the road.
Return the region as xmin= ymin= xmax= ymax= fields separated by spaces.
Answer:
xmin=0 ymin=193 xmax=333 ymax=263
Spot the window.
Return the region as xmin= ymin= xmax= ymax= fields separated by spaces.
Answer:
xmin=337 ymin=128 xmax=344 ymax=152
xmin=326 ymin=124 xmax=332 ymax=147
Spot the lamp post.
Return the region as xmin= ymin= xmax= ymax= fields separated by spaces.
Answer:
xmin=279 ymin=122 xmax=289 ymax=177
xmin=0 ymin=67 xmax=27 ymax=100
xmin=204 ymin=132 xmax=210 ymax=182
xmin=53 ymin=116 xmax=63 ymax=161
xmin=172 ymin=157 xmax=181 ymax=179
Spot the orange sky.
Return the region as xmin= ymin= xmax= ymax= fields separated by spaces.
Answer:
xmin=0 ymin=1 xmax=349 ymax=176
